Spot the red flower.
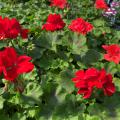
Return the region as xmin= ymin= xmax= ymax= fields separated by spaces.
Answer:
xmin=95 ymin=0 xmax=108 ymax=10
xmin=0 ymin=16 xmax=29 ymax=40
xmin=50 ymin=0 xmax=67 ymax=9
xmin=20 ymin=29 xmax=29 ymax=39
xmin=42 ymin=14 xmax=65 ymax=32
xmin=72 ymin=68 xmax=115 ymax=99
xmin=0 ymin=47 xmax=34 ymax=82
xmin=68 ymin=18 xmax=93 ymax=35
xmin=102 ymin=44 xmax=120 ymax=64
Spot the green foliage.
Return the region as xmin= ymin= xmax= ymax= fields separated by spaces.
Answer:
xmin=0 ymin=0 xmax=120 ymax=120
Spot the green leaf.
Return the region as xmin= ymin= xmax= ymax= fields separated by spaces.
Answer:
xmin=60 ymin=69 xmax=74 ymax=93
xmin=0 ymin=111 xmax=10 ymax=120
xmin=29 ymin=47 xmax=45 ymax=60
xmin=93 ymin=19 xmax=105 ymax=27
xmin=34 ymin=33 xmax=52 ymax=49
xmin=70 ymin=34 xmax=88 ymax=55
xmin=0 ymin=96 xmax=5 ymax=109
xmin=11 ymin=113 xmax=26 ymax=120
xmin=81 ymin=49 xmax=102 ymax=65
xmin=86 ymin=115 xmax=102 ymax=120
xmin=0 ymin=41 xmax=7 ymax=49
xmin=22 ymin=82 xmax=43 ymax=105
xmin=104 ymin=62 xmax=117 ymax=74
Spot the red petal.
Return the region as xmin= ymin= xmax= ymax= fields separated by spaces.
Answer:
xmin=103 ymin=83 xmax=115 ymax=96
xmin=75 ymin=81 xmax=87 ymax=88
xmin=4 ymin=47 xmax=17 ymax=61
xmin=75 ymin=70 xmax=84 ymax=77
xmin=17 ymin=55 xmax=34 ymax=74
xmin=77 ymin=88 xmax=92 ymax=99
xmin=4 ymin=67 xmax=18 ymax=82
xmin=18 ymin=55 xmax=32 ymax=63
xmin=17 ymin=62 xmax=34 ymax=75
xmin=102 ymin=45 xmax=108 ymax=50
xmin=21 ymin=29 xmax=29 ymax=39
xmin=85 ymin=68 xmax=98 ymax=79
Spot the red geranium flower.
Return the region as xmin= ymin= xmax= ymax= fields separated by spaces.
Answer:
xmin=68 ymin=18 xmax=93 ymax=35
xmin=50 ymin=0 xmax=67 ymax=9
xmin=20 ymin=29 xmax=29 ymax=39
xmin=0 ymin=16 xmax=29 ymax=40
xmin=0 ymin=47 xmax=34 ymax=82
xmin=42 ymin=14 xmax=65 ymax=32
xmin=95 ymin=0 xmax=108 ymax=10
xmin=102 ymin=44 xmax=120 ymax=64
xmin=72 ymin=68 xmax=115 ymax=99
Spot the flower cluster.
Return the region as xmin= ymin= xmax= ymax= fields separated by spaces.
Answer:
xmin=0 ymin=0 xmax=118 ymax=98
xmin=0 ymin=47 xmax=34 ymax=82
xmin=95 ymin=0 xmax=108 ymax=10
xmin=0 ymin=16 xmax=28 ymax=40
xmin=95 ymin=0 xmax=120 ymax=29
xmin=42 ymin=14 xmax=65 ymax=31
xmin=111 ymin=1 xmax=120 ymax=8
xmin=102 ymin=44 xmax=120 ymax=64
xmin=103 ymin=8 xmax=117 ymax=17
xmin=43 ymin=1 xmax=119 ymax=99
xmin=42 ymin=14 xmax=93 ymax=35
xmin=0 ymin=16 xmax=33 ymax=93
xmin=50 ymin=0 xmax=67 ymax=9
xmin=42 ymin=1 xmax=94 ymax=35
xmin=103 ymin=1 xmax=120 ymax=17
xmin=72 ymin=68 xmax=115 ymax=99
xmin=68 ymin=18 xmax=93 ymax=35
